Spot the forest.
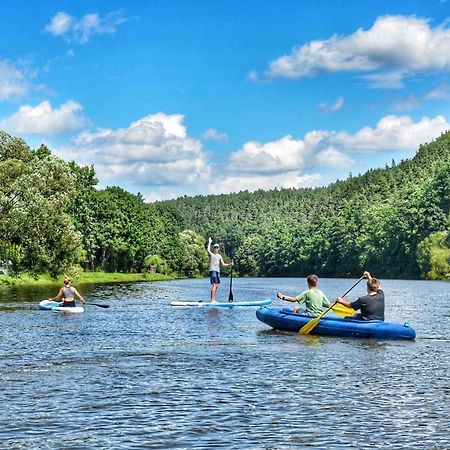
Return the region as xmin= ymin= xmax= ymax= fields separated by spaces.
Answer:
xmin=166 ymin=130 xmax=450 ymax=280
xmin=1 ymin=129 xmax=450 ymax=280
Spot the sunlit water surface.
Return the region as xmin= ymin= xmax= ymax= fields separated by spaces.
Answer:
xmin=0 ymin=278 xmax=449 ymax=449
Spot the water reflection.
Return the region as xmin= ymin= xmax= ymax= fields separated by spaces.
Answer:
xmin=0 ymin=278 xmax=449 ymax=449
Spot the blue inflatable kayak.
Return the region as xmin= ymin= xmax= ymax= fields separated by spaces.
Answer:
xmin=171 ymin=299 xmax=272 ymax=308
xmin=256 ymin=307 xmax=416 ymax=340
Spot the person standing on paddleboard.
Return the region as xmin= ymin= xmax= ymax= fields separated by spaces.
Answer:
xmin=276 ymin=274 xmax=330 ymax=315
xmin=335 ymin=271 xmax=385 ymax=321
xmin=49 ymin=276 xmax=86 ymax=308
xmin=207 ymin=237 xmax=232 ymax=303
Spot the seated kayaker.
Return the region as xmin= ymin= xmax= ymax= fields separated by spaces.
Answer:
xmin=49 ymin=276 xmax=86 ymax=307
xmin=277 ymin=274 xmax=330 ymax=316
xmin=335 ymin=271 xmax=385 ymax=321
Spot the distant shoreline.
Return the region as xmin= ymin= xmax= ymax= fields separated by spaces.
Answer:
xmin=0 ymin=271 xmax=175 ymax=288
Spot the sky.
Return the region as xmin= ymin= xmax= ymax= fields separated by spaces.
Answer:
xmin=1 ymin=0 xmax=450 ymax=201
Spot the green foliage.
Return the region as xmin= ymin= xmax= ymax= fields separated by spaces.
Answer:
xmin=143 ymin=254 xmax=169 ymax=275
xmin=417 ymin=231 xmax=450 ymax=280
xmin=0 ymin=132 xmax=84 ymax=276
xmin=167 ymin=131 xmax=450 ymax=279
xmin=179 ymin=229 xmax=209 ymax=276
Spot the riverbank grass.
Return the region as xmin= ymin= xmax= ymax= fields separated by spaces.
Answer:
xmin=0 ymin=271 xmax=174 ymax=287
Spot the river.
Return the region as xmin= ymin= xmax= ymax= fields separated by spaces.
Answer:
xmin=0 ymin=277 xmax=449 ymax=449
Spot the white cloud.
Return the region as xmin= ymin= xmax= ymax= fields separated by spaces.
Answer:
xmin=330 ymin=115 xmax=450 ymax=152
xmin=258 ymin=15 xmax=450 ymax=86
xmin=425 ymin=83 xmax=450 ymax=100
xmin=45 ymin=11 xmax=127 ymax=43
xmin=227 ymin=134 xmax=319 ymax=175
xmin=58 ymin=113 xmax=211 ymax=190
xmin=0 ymin=60 xmax=29 ymax=101
xmin=216 ymin=114 xmax=449 ymax=195
xmin=214 ymin=173 xmax=323 ymax=195
xmin=392 ymin=95 xmax=421 ymax=112
xmin=315 ymin=148 xmax=355 ymax=168
xmin=45 ymin=12 xmax=73 ymax=36
xmin=318 ymin=96 xmax=344 ymax=114
xmin=202 ymin=128 xmax=229 ymax=142
xmin=0 ymin=100 xmax=89 ymax=135
xmin=360 ymin=69 xmax=408 ymax=89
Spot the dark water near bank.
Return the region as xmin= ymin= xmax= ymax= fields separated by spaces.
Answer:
xmin=0 ymin=277 xmax=449 ymax=449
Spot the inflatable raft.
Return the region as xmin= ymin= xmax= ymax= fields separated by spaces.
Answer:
xmin=39 ymin=300 xmax=85 ymax=314
xmin=256 ymin=307 xmax=416 ymax=340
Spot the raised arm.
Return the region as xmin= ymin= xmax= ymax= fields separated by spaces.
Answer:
xmin=207 ymin=237 xmax=212 ymax=255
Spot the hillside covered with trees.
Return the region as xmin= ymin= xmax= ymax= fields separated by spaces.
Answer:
xmin=166 ymin=130 xmax=450 ymax=280
xmin=1 ymin=129 xmax=450 ymax=280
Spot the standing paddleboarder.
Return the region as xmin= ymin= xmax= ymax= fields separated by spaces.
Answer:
xmin=207 ymin=237 xmax=232 ymax=303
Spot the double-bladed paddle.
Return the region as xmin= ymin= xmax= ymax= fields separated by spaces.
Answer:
xmin=299 ymin=275 xmax=365 ymax=335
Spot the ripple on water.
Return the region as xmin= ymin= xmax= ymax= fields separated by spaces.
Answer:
xmin=0 ymin=278 xmax=450 ymax=449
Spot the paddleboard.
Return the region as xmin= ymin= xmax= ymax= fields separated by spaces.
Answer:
xmin=171 ymin=299 xmax=272 ymax=308
xmin=39 ymin=300 xmax=84 ymax=314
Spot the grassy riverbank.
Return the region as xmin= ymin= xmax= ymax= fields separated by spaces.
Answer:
xmin=0 ymin=271 xmax=175 ymax=287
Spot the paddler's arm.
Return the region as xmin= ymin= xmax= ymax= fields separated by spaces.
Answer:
xmin=335 ymin=296 xmax=354 ymax=309
xmin=276 ymin=292 xmax=297 ymax=303
xmin=207 ymin=237 xmax=213 ymax=255
xmin=49 ymin=288 xmax=63 ymax=301
xmin=73 ymin=288 xmax=86 ymax=304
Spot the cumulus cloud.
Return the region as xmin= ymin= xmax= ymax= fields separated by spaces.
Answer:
xmin=0 ymin=100 xmax=89 ymax=135
xmin=58 ymin=113 xmax=211 ymax=189
xmin=45 ymin=11 xmax=127 ymax=43
xmin=0 ymin=60 xmax=29 ymax=101
xmin=257 ymin=15 xmax=450 ymax=86
xmin=202 ymin=128 xmax=229 ymax=142
xmin=318 ymin=96 xmax=344 ymax=114
xmin=216 ymin=113 xmax=449 ymax=195
xmin=315 ymin=148 xmax=355 ymax=168
xmin=330 ymin=115 xmax=450 ymax=152
xmin=213 ymin=173 xmax=323 ymax=195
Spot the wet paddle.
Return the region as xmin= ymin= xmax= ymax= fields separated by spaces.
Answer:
xmin=88 ymin=303 xmax=110 ymax=308
xmin=228 ymin=259 xmax=234 ymax=302
xmin=299 ymin=275 xmax=365 ymax=335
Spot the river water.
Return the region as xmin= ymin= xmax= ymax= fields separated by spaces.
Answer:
xmin=0 ymin=277 xmax=449 ymax=449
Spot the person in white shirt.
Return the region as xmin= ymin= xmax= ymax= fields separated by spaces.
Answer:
xmin=207 ymin=237 xmax=232 ymax=302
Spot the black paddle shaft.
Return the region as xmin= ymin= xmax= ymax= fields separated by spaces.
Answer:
xmin=228 ymin=259 xmax=234 ymax=302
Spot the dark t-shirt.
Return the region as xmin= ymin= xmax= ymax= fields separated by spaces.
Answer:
xmin=350 ymin=289 xmax=385 ymax=321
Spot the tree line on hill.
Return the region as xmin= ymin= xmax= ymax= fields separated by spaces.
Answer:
xmin=1 ymin=129 xmax=449 ymax=280
xmin=166 ymin=130 xmax=450 ymax=280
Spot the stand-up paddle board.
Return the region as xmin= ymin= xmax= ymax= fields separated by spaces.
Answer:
xmin=171 ymin=299 xmax=272 ymax=308
xmin=39 ymin=300 xmax=85 ymax=314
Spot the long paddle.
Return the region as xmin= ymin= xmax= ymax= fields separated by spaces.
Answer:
xmin=87 ymin=302 xmax=110 ymax=308
xmin=228 ymin=259 xmax=234 ymax=302
xmin=299 ymin=275 xmax=365 ymax=335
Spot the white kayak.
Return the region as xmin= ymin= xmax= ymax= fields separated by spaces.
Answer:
xmin=171 ymin=299 xmax=272 ymax=308
xmin=39 ymin=300 xmax=85 ymax=314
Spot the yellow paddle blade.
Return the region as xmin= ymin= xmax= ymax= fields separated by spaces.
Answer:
xmin=331 ymin=303 xmax=354 ymax=317
xmin=299 ymin=316 xmax=321 ymax=335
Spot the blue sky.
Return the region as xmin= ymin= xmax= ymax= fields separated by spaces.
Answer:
xmin=1 ymin=0 xmax=450 ymax=200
